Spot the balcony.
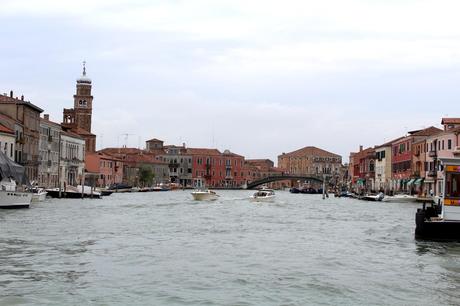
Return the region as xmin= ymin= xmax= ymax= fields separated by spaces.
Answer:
xmin=47 ymin=160 xmax=52 ymax=167
xmin=414 ymin=151 xmax=420 ymax=157
xmin=427 ymin=170 xmax=437 ymax=177
xmin=48 ymin=135 xmax=53 ymax=142
xmin=16 ymin=136 xmax=25 ymax=144
xmin=428 ymin=150 xmax=437 ymax=158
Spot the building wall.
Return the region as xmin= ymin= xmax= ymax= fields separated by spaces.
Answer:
xmin=38 ymin=120 xmax=61 ymax=187
xmin=375 ymin=146 xmax=391 ymax=191
xmin=60 ymin=134 xmax=85 ymax=187
xmin=0 ymin=132 xmax=15 ymax=161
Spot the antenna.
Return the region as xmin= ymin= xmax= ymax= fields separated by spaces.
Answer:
xmin=119 ymin=133 xmax=135 ymax=148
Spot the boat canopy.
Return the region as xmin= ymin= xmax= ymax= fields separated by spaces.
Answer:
xmin=0 ymin=151 xmax=30 ymax=186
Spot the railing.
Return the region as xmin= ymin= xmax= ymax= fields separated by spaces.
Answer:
xmin=48 ymin=135 xmax=53 ymax=142
xmin=429 ymin=150 xmax=437 ymax=158
xmin=427 ymin=170 xmax=437 ymax=177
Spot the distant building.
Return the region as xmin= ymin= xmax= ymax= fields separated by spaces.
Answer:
xmin=0 ymin=91 xmax=43 ymax=181
xmin=85 ymin=152 xmax=123 ymax=188
xmin=375 ymin=137 xmax=404 ymax=192
xmin=278 ymin=146 xmax=342 ymax=176
xmin=348 ymin=146 xmax=375 ymax=192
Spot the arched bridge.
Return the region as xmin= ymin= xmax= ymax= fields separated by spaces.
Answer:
xmin=246 ymin=175 xmax=328 ymax=189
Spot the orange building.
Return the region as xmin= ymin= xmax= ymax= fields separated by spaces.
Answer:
xmin=85 ymin=152 xmax=123 ymax=188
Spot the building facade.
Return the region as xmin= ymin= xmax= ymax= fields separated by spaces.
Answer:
xmin=278 ymin=146 xmax=342 ymax=176
xmin=85 ymin=152 xmax=123 ymax=188
xmin=60 ymin=131 xmax=85 ymax=187
xmin=0 ymin=122 xmax=15 ymax=161
xmin=0 ymin=91 xmax=43 ymax=181
xmin=38 ymin=115 xmax=61 ymax=187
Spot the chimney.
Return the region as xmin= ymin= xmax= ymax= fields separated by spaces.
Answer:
xmin=10 ymin=90 xmax=13 ymax=98
xmin=183 ymin=142 xmax=186 ymax=148
xmin=21 ymin=95 xmax=24 ymax=101
xmin=44 ymin=114 xmax=49 ymax=120
xmin=359 ymin=145 xmax=363 ymax=152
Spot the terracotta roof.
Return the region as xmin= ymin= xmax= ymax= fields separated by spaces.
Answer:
xmin=375 ymin=136 xmax=406 ymax=148
xmin=0 ymin=123 xmax=14 ymax=134
xmin=441 ymin=118 xmax=460 ymax=125
xmin=0 ymin=94 xmax=43 ymax=112
xmin=40 ymin=117 xmax=62 ymax=128
xmin=409 ymin=126 xmax=442 ymax=137
xmin=186 ymin=148 xmax=222 ymax=156
xmin=278 ymin=146 xmax=341 ymax=158
xmin=100 ymin=147 xmax=144 ymax=155
xmin=61 ymin=130 xmax=84 ymax=139
xmin=146 ymin=138 xmax=163 ymax=142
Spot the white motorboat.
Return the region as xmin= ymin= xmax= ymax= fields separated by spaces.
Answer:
xmin=362 ymin=192 xmax=385 ymax=202
xmin=251 ymin=188 xmax=276 ymax=202
xmin=382 ymin=194 xmax=417 ymax=203
xmin=31 ymin=187 xmax=47 ymax=202
xmin=191 ymin=189 xmax=219 ymax=201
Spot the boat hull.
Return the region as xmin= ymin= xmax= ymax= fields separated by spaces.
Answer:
xmin=0 ymin=191 xmax=32 ymax=208
xmin=250 ymin=196 xmax=275 ymax=202
xmin=415 ymin=209 xmax=460 ymax=241
xmin=191 ymin=192 xmax=218 ymax=201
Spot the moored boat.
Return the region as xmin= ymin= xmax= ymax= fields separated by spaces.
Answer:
xmin=361 ymin=192 xmax=384 ymax=201
xmin=0 ymin=152 xmax=32 ymax=208
xmin=383 ymin=194 xmax=417 ymax=203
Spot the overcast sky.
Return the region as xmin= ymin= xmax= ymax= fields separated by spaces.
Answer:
xmin=1 ymin=0 xmax=459 ymax=164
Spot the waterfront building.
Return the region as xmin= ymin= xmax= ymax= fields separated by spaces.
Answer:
xmin=60 ymin=130 xmax=86 ymax=187
xmin=244 ymin=159 xmax=287 ymax=189
xmin=0 ymin=121 xmax=15 ymax=161
xmin=349 ymin=146 xmax=375 ymax=192
xmin=374 ymin=137 xmax=404 ymax=193
xmin=424 ymin=119 xmax=460 ymax=197
xmin=0 ymin=91 xmax=43 ymax=181
xmin=187 ymin=148 xmax=246 ymax=188
xmin=38 ymin=115 xmax=61 ymax=188
xmin=85 ymin=152 xmax=123 ymax=188
xmin=391 ymin=127 xmax=441 ymax=192
xmin=99 ymin=147 xmax=169 ymax=186
xmin=278 ymin=146 xmax=342 ymax=176
xmin=411 ymin=138 xmax=428 ymax=195
xmin=62 ymin=63 xmax=96 ymax=153
xmin=161 ymin=145 xmax=193 ymax=187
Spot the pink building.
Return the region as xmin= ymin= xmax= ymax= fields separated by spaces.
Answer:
xmin=424 ymin=119 xmax=460 ymax=197
xmin=85 ymin=152 xmax=123 ymax=188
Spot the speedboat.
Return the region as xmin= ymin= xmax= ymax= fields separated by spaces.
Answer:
xmin=251 ymin=188 xmax=276 ymax=202
xmin=382 ymin=194 xmax=417 ymax=203
xmin=191 ymin=189 xmax=219 ymax=201
xmin=362 ymin=192 xmax=384 ymax=201
xmin=31 ymin=187 xmax=47 ymax=202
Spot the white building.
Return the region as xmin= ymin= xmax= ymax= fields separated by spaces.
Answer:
xmin=60 ymin=130 xmax=85 ymax=187
xmin=0 ymin=122 xmax=15 ymax=161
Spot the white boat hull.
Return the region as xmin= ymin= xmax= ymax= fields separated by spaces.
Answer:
xmin=382 ymin=195 xmax=417 ymax=203
xmin=250 ymin=195 xmax=276 ymax=202
xmin=191 ymin=191 xmax=219 ymax=201
xmin=0 ymin=191 xmax=32 ymax=208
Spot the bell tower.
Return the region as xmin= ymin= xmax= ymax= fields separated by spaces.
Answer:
xmin=73 ymin=61 xmax=93 ymax=133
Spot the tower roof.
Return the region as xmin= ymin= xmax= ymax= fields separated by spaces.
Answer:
xmin=77 ymin=61 xmax=92 ymax=85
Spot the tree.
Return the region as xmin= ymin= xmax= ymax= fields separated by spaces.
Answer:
xmin=139 ymin=166 xmax=154 ymax=187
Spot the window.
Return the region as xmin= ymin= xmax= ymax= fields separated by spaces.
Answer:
xmin=442 ymin=140 xmax=445 ymax=150
xmin=448 ymin=139 xmax=452 ymax=150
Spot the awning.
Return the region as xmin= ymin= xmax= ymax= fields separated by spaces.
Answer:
xmin=414 ymin=178 xmax=424 ymax=185
xmin=407 ymin=179 xmax=416 ymax=186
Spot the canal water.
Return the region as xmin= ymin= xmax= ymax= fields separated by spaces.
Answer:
xmin=1 ymin=190 xmax=459 ymax=305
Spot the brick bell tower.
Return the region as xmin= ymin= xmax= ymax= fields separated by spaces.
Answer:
xmin=62 ymin=61 xmax=96 ymax=152
xmin=74 ymin=61 xmax=93 ymax=133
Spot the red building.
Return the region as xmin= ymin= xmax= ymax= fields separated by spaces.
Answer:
xmin=187 ymin=148 xmax=246 ymax=188
xmin=85 ymin=152 xmax=123 ymax=188
xmin=349 ymin=146 xmax=376 ymax=192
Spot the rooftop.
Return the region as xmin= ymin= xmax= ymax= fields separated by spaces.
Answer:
xmin=278 ymin=146 xmax=341 ymax=159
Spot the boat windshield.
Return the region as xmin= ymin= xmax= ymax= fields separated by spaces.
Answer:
xmin=445 ymin=172 xmax=460 ymax=198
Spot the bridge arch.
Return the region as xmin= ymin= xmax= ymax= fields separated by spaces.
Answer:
xmin=246 ymin=175 xmax=326 ymax=189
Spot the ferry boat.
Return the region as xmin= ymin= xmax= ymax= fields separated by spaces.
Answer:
xmin=415 ymin=158 xmax=460 ymax=240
